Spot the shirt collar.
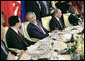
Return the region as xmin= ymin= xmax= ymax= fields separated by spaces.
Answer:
xmin=11 ymin=27 xmax=18 ymax=34
xmin=55 ymin=16 xmax=60 ymax=21
xmin=34 ymin=22 xmax=37 ymax=26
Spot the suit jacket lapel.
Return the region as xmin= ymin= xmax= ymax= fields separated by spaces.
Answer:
xmin=59 ymin=19 xmax=63 ymax=29
xmin=10 ymin=28 xmax=25 ymax=45
xmin=30 ymin=22 xmax=43 ymax=33
xmin=54 ymin=17 xmax=63 ymax=30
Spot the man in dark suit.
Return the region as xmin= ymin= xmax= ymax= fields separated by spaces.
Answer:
xmin=68 ymin=6 xmax=80 ymax=26
xmin=1 ymin=25 xmax=29 ymax=60
xmin=1 ymin=25 xmax=17 ymax=60
xmin=26 ymin=12 xmax=57 ymax=39
xmin=39 ymin=1 xmax=52 ymax=17
xmin=49 ymin=9 xmax=65 ymax=31
xmin=6 ymin=16 xmax=35 ymax=50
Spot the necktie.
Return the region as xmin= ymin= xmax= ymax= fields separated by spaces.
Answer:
xmin=58 ymin=19 xmax=63 ymax=29
xmin=37 ymin=23 xmax=46 ymax=34
xmin=18 ymin=31 xmax=29 ymax=47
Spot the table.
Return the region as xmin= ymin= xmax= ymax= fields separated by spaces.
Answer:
xmin=19 ymin=25 xmax=84 ymax=60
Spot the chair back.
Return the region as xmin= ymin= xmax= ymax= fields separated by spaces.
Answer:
xmin=23 ymin=22 xmax=39 ymax=42
xmin=41 ymin=16 xmax=52 ymax=31
xmin=63 ymin=13 xmax=71 ymax=27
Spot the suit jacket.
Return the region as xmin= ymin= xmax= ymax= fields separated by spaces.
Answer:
xmin=27 ymin=20 xmax=49 ymax=39
xmin=25 ymin=1 xmax=41 ymax=21
xmin=1 ymin=40 xmax=17 ymax=60
xmin=68 ymin=14 xmax=79 ymax=26
xmin=39 ymin=1 xmax=51 ymax=17
xmin=49 ymin=16 xmax=65 ymax=31
xmin=6 ymin=28 xmax=35 ymax=50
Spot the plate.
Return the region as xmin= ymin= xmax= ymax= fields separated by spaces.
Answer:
xmin=53 ymin=42 xmax=67 ymax=51
xmin=54 ymin=32 xmax=72 ymax=42
xmin=58 ymin=55 xmax=71 ymax=60
xmin=28 ymin=50 xmax=47 ymax=56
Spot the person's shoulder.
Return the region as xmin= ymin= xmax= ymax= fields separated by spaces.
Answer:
xmin=52 ymin=16 xmax=57 ymax=21
xmin=69 ymin=14 xmax=78 ymax=19
xmin=37 ymin=20 xmax=42 ymax=24
xmin=6 ymin=28 xmax=13 ymax=37
xmin=27 ymin=23 xmax=33 ymax=29
xmin=6 ymin=28 xmax=12 ymax=33
xmin=37 ymin=20 xmax=40 ymax=22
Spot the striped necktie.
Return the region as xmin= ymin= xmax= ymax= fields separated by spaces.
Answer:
xmin=37 ymin=23 xmax=46 ymax=34
xmin=18 ymin=31 xmax=29 ymax=47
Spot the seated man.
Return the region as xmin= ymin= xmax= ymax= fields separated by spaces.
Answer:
xmin=1 ymin=12 xmax=30 ymax=60
xmin=6 ymin=16 xmax=35 ymax=50
xmin=1 ymin=25 xmax=18 ymax=60
xmin=1 ymin=25 xmax=29 ymax=60
xmin=68 ymin=6 xmax=81 ymax=26
xmin=49 ymin=9 xmax=65 ymax=31
xmin=26 ymin=12 xmax=57 ymax=39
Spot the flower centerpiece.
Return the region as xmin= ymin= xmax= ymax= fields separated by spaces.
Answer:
xmin=70 ymin=34 xmax=84 ymax=60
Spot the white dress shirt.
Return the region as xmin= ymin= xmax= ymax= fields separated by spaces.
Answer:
xmin=55 ymin=16 xmax=63 ymax=29
xmin=11 ymin=27 xmax=18 ymax=34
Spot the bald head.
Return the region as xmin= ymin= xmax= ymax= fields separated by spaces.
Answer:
xmin=53 ymin=9 xmax=62 ymax=18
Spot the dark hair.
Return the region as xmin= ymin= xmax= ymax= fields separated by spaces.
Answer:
xmin=8 ymin=16 xmax=19 ymax=26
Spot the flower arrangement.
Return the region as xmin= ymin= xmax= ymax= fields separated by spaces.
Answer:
xmin=70 ymin=34 xmax=84 ymax=60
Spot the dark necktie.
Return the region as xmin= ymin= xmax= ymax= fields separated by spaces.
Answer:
xmin=59 ymin=19 xmax=63 ymax=29
xmin=18 ymin=31 xmax=29 ymax=47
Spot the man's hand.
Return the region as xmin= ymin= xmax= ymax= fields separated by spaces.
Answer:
xmin=7 ymin=52 xmax=16 ymax=60
xmin=51 ymin=30 xmax=58 ymax=34
xmin=17 ymin=50 xmax=28 ymax=59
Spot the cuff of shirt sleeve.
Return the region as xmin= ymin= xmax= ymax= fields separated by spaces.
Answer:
xmin=15 ymin=56 xmax=18 ymax=60
xmin=48 ymin=33 xmax=52 ymax=36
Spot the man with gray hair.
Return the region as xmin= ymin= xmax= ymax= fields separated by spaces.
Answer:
xmin=26 ymin=12 xmax=57 ymax=39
